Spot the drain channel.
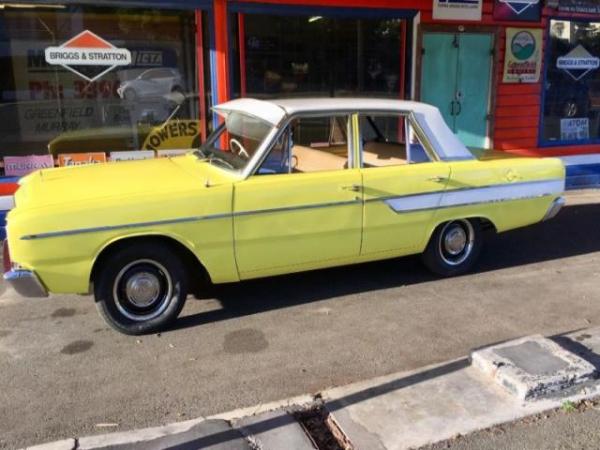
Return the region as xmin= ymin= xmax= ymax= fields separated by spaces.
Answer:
xmin=295 ymin=406 xmax=354 ymax=450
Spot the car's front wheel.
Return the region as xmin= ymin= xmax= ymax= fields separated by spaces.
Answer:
xmin=421 ymin=219 xmax=482 ymax=277
xmin=94 ymin=243 xmax=188 ymax=335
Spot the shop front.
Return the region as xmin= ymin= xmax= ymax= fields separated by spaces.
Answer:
xmin=1 ymin=0 xmax=600 ymax=233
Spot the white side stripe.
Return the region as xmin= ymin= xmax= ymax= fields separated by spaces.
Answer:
xmin=384 ymin=179 xmax=565 ymax=213
xmin=385 ymin=191 xmax=444 ymax=213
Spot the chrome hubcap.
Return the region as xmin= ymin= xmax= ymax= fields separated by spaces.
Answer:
xmin=125 ymin=272 xmax=161 ymax=307
xmin=113 ymin=259 xmax=173 ymax=322
xmin=438 ymin=220 xmax=475 ymax=266
xmin=444 ymin=227 xmax=467 ymax=255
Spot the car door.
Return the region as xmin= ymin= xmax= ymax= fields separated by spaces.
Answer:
xmin=233 ymin=114 xmax=363 ymax=279
xmin=359 ymin=113 xmax=451 ymax=255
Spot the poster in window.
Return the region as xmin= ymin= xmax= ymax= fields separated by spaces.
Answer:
xmin=433 ymin=0 xmax=483 ymax=21
xmin=503 ymin=28 xmax=543 ymax=83
xmin=560 ymin=118 xmax=589 ymax=140
xmin=4 ymin=155 xmax=54 ymax=177
xmin=493 ymin=0 xmax=542 ymax=22
xmin=58 ymin=152 xmax=107 ymax=166
xmin=558 ymin=0 xmax=600 ymax=14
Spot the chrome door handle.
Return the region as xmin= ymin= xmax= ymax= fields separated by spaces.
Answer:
xmin=428 ymin=176 xmax=447 ymax=183
xmin=341 ymin=184 xmax=361 ymax=192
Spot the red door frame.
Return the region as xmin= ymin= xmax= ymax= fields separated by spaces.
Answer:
xmin=195 ymin=10 xmax=208 ymax=140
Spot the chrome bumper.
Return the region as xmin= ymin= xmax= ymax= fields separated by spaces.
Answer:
xmin=3 ymin=270 xmax=48 ymax=298
xmin=543 ymin=196 xmax=566 ymax=221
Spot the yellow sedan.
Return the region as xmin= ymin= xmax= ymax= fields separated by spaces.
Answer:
xmin=3 ymin=98 xmax=565 ymax=334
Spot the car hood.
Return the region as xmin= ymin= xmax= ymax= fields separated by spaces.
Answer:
xmin=14 ymin=154 xmax=235 ymax=211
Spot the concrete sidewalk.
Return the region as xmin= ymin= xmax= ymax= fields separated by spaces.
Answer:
xmin=322 ymin=329 xmax=600 ymax=449
xmin=29 ymin=327 xmax=600 ymax=450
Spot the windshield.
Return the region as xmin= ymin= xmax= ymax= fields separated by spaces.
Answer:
xmin=195 ymin=111 xmax=273 ymax=171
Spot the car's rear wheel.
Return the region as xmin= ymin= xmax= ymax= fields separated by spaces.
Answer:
xmin=421 ymin=219 xmax=482 ymax=277
xmin=94 ymin=243 xmax=187 ymax=335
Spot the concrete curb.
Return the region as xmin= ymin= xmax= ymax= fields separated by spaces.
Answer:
xmin=471 ymin=334 xmax=598 ymax=400
xmin=24 ymin=394 xmax=317 ymax=450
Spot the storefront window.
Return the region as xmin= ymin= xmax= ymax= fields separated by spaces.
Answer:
xmin=542 ymin=19 xmax=600 ymax=145
xmin=229 ymin=12 xmax=408 ymax=100
xmin=0 ymin=4 xmax=211 ymax=175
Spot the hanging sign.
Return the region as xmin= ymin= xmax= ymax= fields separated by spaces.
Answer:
xmin=58 ymin=153 xmax=106 ymax=166
xmin=433 ymin=0 xmax=483 ymax=21
xmin=557 ymin=45 xmax=600 ymax=81
xmin=142 ymin=120 xmax=200 ymax=151
xmin=45 ymin=30 xmax=131 ymax=82
xmin=4 ymin=155 xmax=54 ymax=177
xmin=493 ymin=0 xmax=542 ymax=21
xmin=558 ymin=0 xmax=600 ymax=13
xmin=503 ymin=28 xmax=543 ymax=83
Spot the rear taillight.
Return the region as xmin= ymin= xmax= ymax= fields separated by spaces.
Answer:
xmin=3 ymin=239 xmax=11 ymax=273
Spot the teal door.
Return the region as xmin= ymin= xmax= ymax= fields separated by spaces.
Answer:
xmin=421 ymin=32 xmax=493 ymax=149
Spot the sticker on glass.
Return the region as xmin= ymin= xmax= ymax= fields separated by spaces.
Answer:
xmin=557 ymin=45 xmax=600 ymax=81
xmin=45 ymin=30 xmax=131 ymax=82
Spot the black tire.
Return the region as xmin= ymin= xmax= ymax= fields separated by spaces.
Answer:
xmin=421 ymin=219 xmax=483 ymax=277
xmin=94 ymin=243 xmax=188 ymax=335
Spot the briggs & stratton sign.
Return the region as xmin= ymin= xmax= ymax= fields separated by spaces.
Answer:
xmin=557 ymin=45 xmax=600 ymax=81
xmin=45 ymin=30 xmax=131 ymax=82
xmin=493 ymin=0 xmax=541 ymax=21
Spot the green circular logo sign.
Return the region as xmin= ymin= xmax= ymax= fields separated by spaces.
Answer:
xmin=511 ymin=31 xmax=536 ymax=61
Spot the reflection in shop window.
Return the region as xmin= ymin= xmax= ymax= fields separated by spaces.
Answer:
xmin=0 ymin=5 xmax=211 ymax=175
xmin=542 ymin=19 xmax=600 ymax=144
xmin=230 ymin=13 xmax=407 ymax=100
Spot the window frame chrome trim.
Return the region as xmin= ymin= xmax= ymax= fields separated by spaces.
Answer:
xmin=354 ymin=110 xmax=440 ymax=167
xmin=246 ymin=110 xmax=357 ymax=178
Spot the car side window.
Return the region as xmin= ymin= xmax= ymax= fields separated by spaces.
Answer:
xmin=359 ymin=114 xmax=431 ymax=167
xmin=257 ymin=115 xmax=351 ymax=175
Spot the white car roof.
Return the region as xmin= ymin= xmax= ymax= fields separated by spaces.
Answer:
xmin=213 ymin=97 xmax=473 ymax=161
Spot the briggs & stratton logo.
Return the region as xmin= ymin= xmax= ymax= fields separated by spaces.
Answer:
xmin=45 ymin=30 xmax=131 ymax=82
xmin=499 ymin=0 xmax=540 ymax=15
xmin=557 ymin=45 xmax=600 ymax=81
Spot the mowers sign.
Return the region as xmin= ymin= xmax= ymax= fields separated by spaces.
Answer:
xmin=45 ymin=30 xmax=131 ymax=82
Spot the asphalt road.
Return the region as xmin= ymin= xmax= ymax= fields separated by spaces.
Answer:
xmin=2 ymin=191 xmax=600 ymax=449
